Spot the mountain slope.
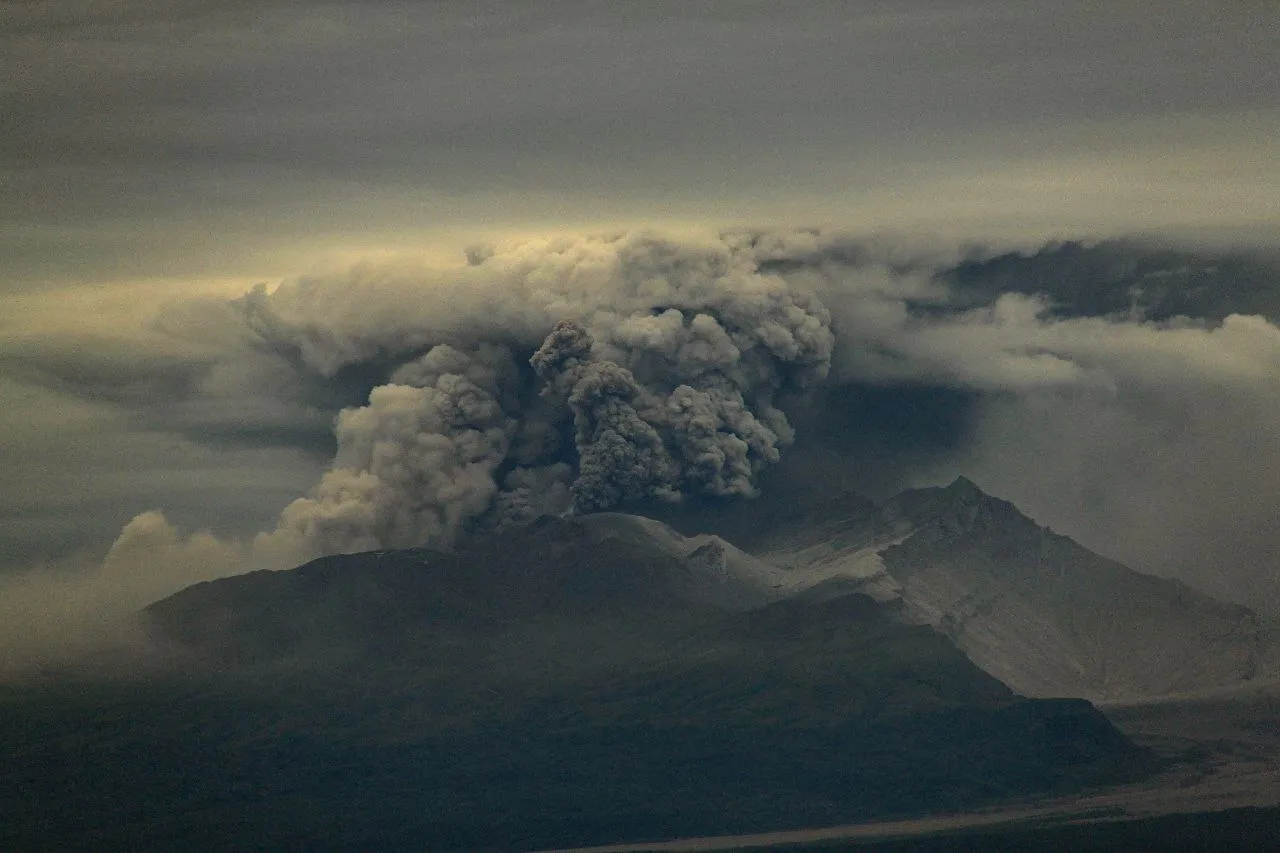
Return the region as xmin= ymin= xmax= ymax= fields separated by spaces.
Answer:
xmin=2 ymin=514 xmax=1151 ymax=852
xmin=736 ymin=477 xmax=1276 ymax=701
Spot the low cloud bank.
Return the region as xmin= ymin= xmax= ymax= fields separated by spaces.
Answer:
xmin=0 ymin=512 xmax=245 ymax=676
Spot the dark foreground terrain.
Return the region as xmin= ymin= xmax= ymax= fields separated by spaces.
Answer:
xmin=0 ymin=675 xmax=1149 ymax=851
xmin=0 ymin=517 xmax=1154 ymax=851
xmin=553 ymin=683 xmax=1280 ymax=852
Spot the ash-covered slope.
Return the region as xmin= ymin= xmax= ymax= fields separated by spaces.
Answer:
xmin=138 ymin=513 xmax=1025 ymax=720
xmin=740 ymin=477 xmax=1277 ymax=701
xmin=145 ymin=513 xmax=784 ymax=666
xmin=8 ymin=513 xmax=1148 ymax=852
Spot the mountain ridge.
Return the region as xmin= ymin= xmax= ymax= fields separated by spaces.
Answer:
xmin=152 ymin=474 xmax=1276 ymax=703
xmin=713 ymin=475 xmax=1278 ymax=701
xmin=82 ymin=512 xmax=1156 ymax=850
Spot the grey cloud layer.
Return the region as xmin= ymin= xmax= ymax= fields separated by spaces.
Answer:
xmin=4 ymin=2 xmax=1277 ymax=282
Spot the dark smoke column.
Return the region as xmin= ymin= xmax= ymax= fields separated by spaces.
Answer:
xmin=246 ymin=232 xmax=837 ymax=552
xmin=532 ymin=320 xmax=679 ymax=511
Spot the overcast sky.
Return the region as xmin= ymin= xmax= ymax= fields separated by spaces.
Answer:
xmin=3 ymin=1 xmax=1279 ymax=664
xmin=6 ymin=0 xmax=1277 ymax=289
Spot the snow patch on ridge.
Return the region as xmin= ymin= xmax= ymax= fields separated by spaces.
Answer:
xmin=578 ymin=513 xmax=907 ymax=609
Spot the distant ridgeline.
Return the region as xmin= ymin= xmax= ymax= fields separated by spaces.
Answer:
xmin=682 ymin=476 xmax=1280 ymax=702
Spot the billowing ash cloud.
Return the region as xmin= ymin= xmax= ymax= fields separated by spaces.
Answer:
xmin=233 ymin=233 xmax=834 ymax=563
xmin=10 ymin=228 xmax=1280 ymax=671
xmin=267 ymin=343 xmax=523 ymax=554
xmin=111 ymin=232 xmax=1280 ymax=607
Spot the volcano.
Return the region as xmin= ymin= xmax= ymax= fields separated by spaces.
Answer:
xmin=4 ymin=511 xmax=1152 ymax=851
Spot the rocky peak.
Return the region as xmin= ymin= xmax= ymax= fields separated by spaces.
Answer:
xmin=944 ymin=475 xmax=986 ymax=502
xmin=871 ymin=476 xmax=1048 ymax=560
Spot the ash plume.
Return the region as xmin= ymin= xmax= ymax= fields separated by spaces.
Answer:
xmin=240 ymin=232 xmax=836 ymax=562
xmin=188 ymin=230 xmax=1280 ymax=602
xmin=16 ymin=227 xmax=1280 ymax=670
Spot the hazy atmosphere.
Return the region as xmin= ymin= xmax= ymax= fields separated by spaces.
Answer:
xmin=3 ymin=0 xmax=1279 ymax=670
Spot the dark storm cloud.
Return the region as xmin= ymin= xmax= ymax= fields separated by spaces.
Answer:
xmin=780 ymin=382 xmax=982 ymax=500
xmin=943 ymin=241 xmax=1280 ymax=323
